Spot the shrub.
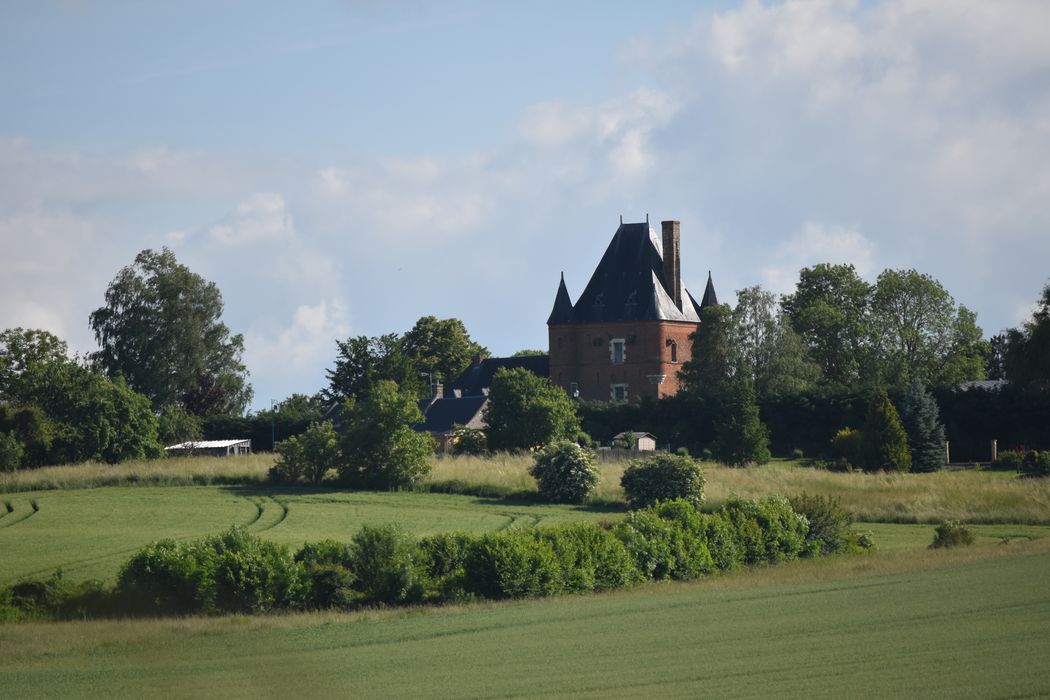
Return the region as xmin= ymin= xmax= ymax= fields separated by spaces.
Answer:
xmin=719 ymin=496 xmax=808 ymax=564
xmin=462 ymin=531 xmax=563 ymax=599
xmin=930 ymin=521 xmax=975 ymax=549
xmin=117 ymin=538 xmax=213 ymax=614
xmin=534 ymin=523 xmax=641 ymax=592
xmin=859 ymin=389 xmax=911 ymax=472
xmin=1020 ymin=450 xmax=1050 ymax=478
xmin=791 ymin=448 xmax=805 ymax=460
xmin=296 ymin=539 xmax=356 ymax=608
xmin=789 ymin=493 xmax=856 ymax=556
xmin=675 ymin=446 xmax=690 ymax=457
xmin=612 ymin=502 xmax=714 ymax=581
xmin=620 ymin=454 xmax=705 ymax=510
xmin=704 ymin=512 xmax=743 ymax=571
xmin=712 ymin=378 xmax=771 ymax=466
xmin=349 ymin=524 xmax=424 ymax=605
xmin=2 ymin=572 xmax=113 ymax=621
xmin=452 ymin=425 xmax=488 ymax=455
xmin=830 ymin=427 xmax=862 ymax=470
xmin=269 ymin=420 xmax=341 ymax=485
xmin=0 ymin=431 xmax=23 ymax=472
xmin=992 ymin=449 xmax=1024 ymax=471
xmin=529 ymin=440 xmax=600 ymax=504
xmin=417 ymin=532 xmax=476 ymax=600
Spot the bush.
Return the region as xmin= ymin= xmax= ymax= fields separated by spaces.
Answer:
xmin=930 ymin=521 xmax=975 ymax=549
xmin=789 ymin=493 xmax=856 ymax=556
xmin=2 ymin=572 xmax=112 ymax=621
xmin=452 ymin=425 xmax=488 ymax=455
xmin=704 ymin=512 xmax=743 ymax=571
xmin=992 ymin=449 xmax=1025 ymax=471
xmin=349 ymin=524 xmax=424 ymax=605
xmin=0 ymin=431 xmax=23 ymax=472
xmin=712 ymin=378 xmax=771 ymax=466
xmin=462 ymin=531 xmax=563 ymax=599
xmin=612 ymin=501 xmax=714 ymax=581
xmin=417 ymin=532 xmax=475 ymax=600
xmin=830 ymin=427 xmax=861 ymax=470
xmin=1020 ymin=450 xmax=1050 ymax=478
xmin=859 ymin=389 xmax=911 ymax=472
xmin=529 ymin=440 xmax=600 ymax=504
xmin=791 ymin=448 xmax=805 ymax=460
xmin=295 ymin=539 xmax=356 ymax=608
xmin=117 ymin=538 xmax=213 ymax=614
xmin=620 ymin=454 xmax=705 ymax=510
xmin=534 ymin=523 xmax=641 ymax=592
xmin=269 ymin=420 xmax=341 ymax=485
xmin=719 ymin=496 xmax=808 ymax=564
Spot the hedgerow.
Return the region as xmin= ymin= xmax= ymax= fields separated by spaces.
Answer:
xmin=2 ymin=495 xmax=870 ymax=621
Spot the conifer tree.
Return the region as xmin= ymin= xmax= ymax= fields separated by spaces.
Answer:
xmin=898 ymin=380 xmax=946 ymax=472
xmin=712 ymin=378 xmax=771 ymax=466
xmin=859 ymin=389 xmax=911 ymax=472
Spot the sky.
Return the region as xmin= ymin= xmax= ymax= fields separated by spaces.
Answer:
xmin=2 ymin=0 xmax=1049 ymax=412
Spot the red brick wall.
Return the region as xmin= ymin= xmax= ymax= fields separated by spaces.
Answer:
xmin=548 ymin=320 xmax=698 ymax=402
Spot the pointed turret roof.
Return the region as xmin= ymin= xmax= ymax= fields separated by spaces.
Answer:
xmin=700 ymin=271 xmax=718 ymax=308
xmin=547 ymin=272 xmax=574 ymax=325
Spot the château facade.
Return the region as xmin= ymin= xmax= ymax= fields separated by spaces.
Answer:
xmin=547 ymin=219 xmax=717 ymax=402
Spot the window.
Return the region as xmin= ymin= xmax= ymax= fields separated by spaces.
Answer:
xmin=610 ymin=338 xmax=625 ymax=365
xmin=569 ymin=382 xmax=580 ymax=398
xmin=670 ymin=340 xmax=678 ymax=363
xmin=611 ymin=383 xmax=628 ymax=402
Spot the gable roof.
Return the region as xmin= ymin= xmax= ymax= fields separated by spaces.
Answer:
xmin=413 ymin=395 xmax=488 ymax=434
xmin=547 ymin=221 xmax=709 ymax=325
xmin=450 ymin=355 xmax=550 ymax=397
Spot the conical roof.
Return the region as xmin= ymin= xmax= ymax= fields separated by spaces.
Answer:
xmin=700 ymin=271 xmax=718 ymax=308
xmin=546 ymin=273 xmax=574 ymax=325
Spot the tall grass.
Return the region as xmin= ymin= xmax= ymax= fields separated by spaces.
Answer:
xmin=0 ymin=454 xmax=273 ymax=493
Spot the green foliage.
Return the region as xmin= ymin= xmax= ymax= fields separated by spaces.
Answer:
xmin=529 ymin=440 xmax=599 ymax=504
xmin=718 ymin=496 xmax=808 ymax=564
xmin=116 ymin=528 xmax=305 ymax=615
xmin=899 ymin=380 xmax=946 ymax=472
xmin=0 ymin=328 xmax=69 ymax=400
xmin=324 ymin=333 xmax=422 ymax=402
xmin=89 ymin=248 xmax=251 ymax=415
xmin=451 ymin=424 xmax=488 ymax=455
xmin=1004 ymin=280 xmax=1050 ymax=390
xmin=0 ymin=431 xmax=23 ymax=471
xmin=782 ymin=263 xmax=872 ymax=386
xmin=484 ymin=367 xmax=580 ymax=451
xmin=400 ymin=316 xmax=487 ymax=385
xmin=1 ymin=571 xmax=112 ymax=621
xmin=349 ymin=524 xmax=424 ymax=604
xmin=620 ymin=453 xmax=705 ymax=510
xmin=7 ymin=360 xmax=162 ymax=464
xmin=1019 ymin=450 xmax=1050 ymax=478
xmin=269 ymin=420 xmax=341 ymax=485
xmin=712 ymin=378 xmax=771 ymax=466
xmin=157 ymin=403 xmax=202 ymax=446
xmin=338 ymin=380 xmax=435 ymax=489
xmin=679 ymin=303 xmax=736 ymax=397
xmin=533 ymin=523 xmax=642 ymax=592
xmin=859 ymin=389 xmax=912 ymax=472
xmin=462 ymin=530 xmax=563 ymax=599
xmin=732 ymin=286 xmax=819 ymax=398
xmin=830 ymin=427 xmax=862 ymax=469
xmin=704 ymin=512 xmax=743 ymax=571
xmin=789 ymin=494 xmax=857 ymax=556
xmin=417 ymin=532 xmax=475 ymax=600
xmin=612 ymin=501 xmax=714 ymax=580
xmin=991 ymin=449 xmax=1024 ymax=471
xmin=930 ymin=521 xmax=975 ymax=549
xmin=0 ymin=404 xmax=52 ymax=467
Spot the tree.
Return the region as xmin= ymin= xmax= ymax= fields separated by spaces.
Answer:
xmin=338 ymin=380 xmax=434 ymax=489
xmin=898 ymin=380 xmax=946 ymax=473
xmin=400 ymin=316 xmax=486 ymax=384
xmin=679 ymin=303 xmax=735 ymax=397
xmin=0 ymin=328 xmax=69 ymax=399
xmin=782 ymin=264 xmax=872 ymax=386
xmin=269 ymin=421 xmax=341 ymax=485
xmin=0 ymin=431 xmax=23 ymax=472
xmin=869 ymin=269 xmax=986 ymax=388
xmin=858 ymin=389 xmax=911 ymax=472
xmin=7 ymin=358 xmax=162 ymax=464
xmin=731 ymin=286 xmax=818 ymax=398
xmin=157 ymin=404 xmax=202 ymax=447
xmin=1003 ymin=280 xmax=1050 ymax=390
xmin=985 ymin=333 xmax=1008 ymax=380
xmin=711 ymin=378 xmax=771 ymax=466
xmin=89 ymin=248 xmax=251 ymax=415
xmin=324 ymin=334 xmax=422 ymax=402
xmin=483 ymin=367 xmax=580 ymax=451
xmin=511 ymin=349 xmax=547 ymax=357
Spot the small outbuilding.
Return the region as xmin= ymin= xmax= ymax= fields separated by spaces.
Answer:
xmin=165 ymin=439 xmax=252 ymax=457
xmin=613 ymin=432 xmax=658 ymax=452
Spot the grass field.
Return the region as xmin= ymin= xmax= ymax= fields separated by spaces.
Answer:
xmin=0 ymin=487 xmax=615 ymax=584
xmin=3 ymin=539 xmax=1048 ymax=698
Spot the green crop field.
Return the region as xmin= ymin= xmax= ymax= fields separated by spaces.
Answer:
xmin=3 ymin=539 xmax=1049 ymax=698
xmin=0 ymin=487 xmax=615 ymax=584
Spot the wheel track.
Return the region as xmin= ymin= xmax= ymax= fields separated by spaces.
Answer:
xmin=0 ymin=499 xmax=38 ymax=529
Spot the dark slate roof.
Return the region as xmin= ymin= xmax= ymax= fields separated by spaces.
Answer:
xmin=548 ymin=221 xmax=703 ymax=324
xmin=700 ymin=271 xmax=719 ymax=308
xmin=450 ymin=355 xmax=550 ymax=397
xmin=413 ymin=396 xmax=488 ymax=433
xmin=547 ymin=273 xmax=574 ymax=325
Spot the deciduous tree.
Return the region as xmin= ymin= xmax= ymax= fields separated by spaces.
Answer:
xmin=484 ymin=367 xmax=580 ymax=451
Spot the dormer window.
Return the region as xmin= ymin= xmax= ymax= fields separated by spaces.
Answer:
xmin=610 ymin=338 xmax=625 ymax=364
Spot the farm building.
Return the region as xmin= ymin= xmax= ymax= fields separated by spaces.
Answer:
xmin=547 ymin=218 xmax=717 ymax=403
xmin=165 ymin=439 xmax=252 ymax=457
xmin=612 ymin=431 xmax=658 ymax=452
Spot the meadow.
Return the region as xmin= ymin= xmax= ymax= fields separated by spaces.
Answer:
xmin=2 ymin=538 xmax=1048 ymax=698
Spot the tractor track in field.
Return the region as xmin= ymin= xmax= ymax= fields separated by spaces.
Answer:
xmin=0 ymin=499 xmax=38 ymax=529
xmin=253 ymin=497 xmax=289 ymax=532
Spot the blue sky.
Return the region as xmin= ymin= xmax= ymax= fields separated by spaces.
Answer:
xmin=3 ymin=1 xmax=1049 ymax=411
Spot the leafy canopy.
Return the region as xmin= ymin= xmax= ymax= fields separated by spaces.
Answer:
xmin=484 ymin=367 xmax=580 ymax=451
xmin=89 ymin=248 xmax=251 ymax=415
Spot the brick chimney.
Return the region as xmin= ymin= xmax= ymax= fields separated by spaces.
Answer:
xmin=432 ymin=381 xmax=444 ymax=399
xmin=661 ymin=220 xmax=682 ymax=311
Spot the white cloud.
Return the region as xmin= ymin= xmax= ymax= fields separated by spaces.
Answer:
xmin=244 ymin=298 xmax=351 ymax=375
xmin=761 ymin=221 xmax=876 ymax=294
xmin=209 ymin=192 xmax=295 ymax=246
